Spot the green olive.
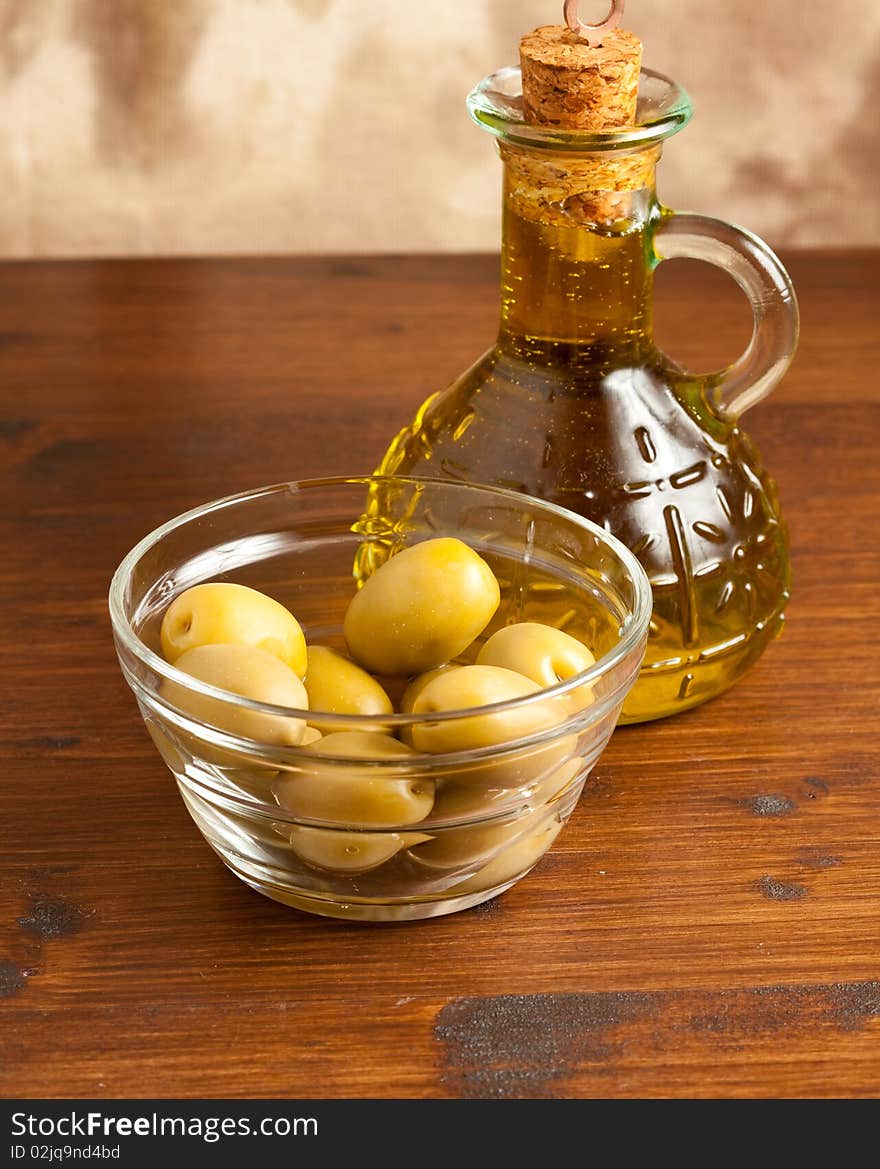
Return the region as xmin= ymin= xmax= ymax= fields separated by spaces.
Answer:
xmin=305 ymin=731 xmax=414 ymax=758
xmin=398 ymin=664 xmax=462 ymax=746
xmin=160 ymin=582 xmax=307 ymax=677
xmin=286 ymin=824 xmax=431 ymax=873
xmin=410 ymin=666 xmax=574 ymax=788
xmin=410 ymin=665 xmax=563 ymax=753
xmin=145 ymin=718 xmax=188 ymax=774
xmin=428 ymin=777 xmax=524 ymax=821
xmin=534 ymin=757 xmax=583 ymax=805
xmin=477 ymin=622 xmax=597 ymax=712
xmin=447 ymin=817 xmax=563 ymax=895
xmin=162 ymin=644 xmax=308 ymax=764
xmin=221 ymin=765 xmax=281 ymax=798
xmin=429 ymin=754 xmax=582 ymax=823
xmin=344 ymin=537 xmax=500 ymax=676
xmin=304 ymin=645 xmax=393 ymax=734
xmin=271 ymin=732 xmax=434 ymax=828
xmin=408 ymin=812 xmax=534 ymax=871
xmin=147 ymin=710 xmax=285 ymax=794
xmin=400 ymin=664 xmax=462 ymax=714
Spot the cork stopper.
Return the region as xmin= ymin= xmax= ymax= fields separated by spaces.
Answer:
xmin=520 ymin=24 xmax=642 ymax=130
xmin=505 ymin=18 xmax=649 ymax=231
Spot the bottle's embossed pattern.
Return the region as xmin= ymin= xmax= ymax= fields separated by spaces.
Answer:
xmin=376 ymin=337 xmax=790 ymax=720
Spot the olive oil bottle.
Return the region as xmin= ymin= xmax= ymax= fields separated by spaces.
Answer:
xmin=373 ymin=25 xmax=798 ymax=722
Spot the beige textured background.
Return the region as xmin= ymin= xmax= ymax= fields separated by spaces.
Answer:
xmin=1 ymin=0 xmax=878 ymax=258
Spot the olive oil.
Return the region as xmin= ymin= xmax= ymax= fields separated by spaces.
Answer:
xmin=374 ymin=145 xmax=791 ymax=722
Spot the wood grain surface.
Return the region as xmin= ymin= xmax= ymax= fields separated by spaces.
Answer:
xmin=1 ymin=251 xmax=878 ymax=1099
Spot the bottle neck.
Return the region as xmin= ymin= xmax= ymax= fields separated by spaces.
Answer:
xmin=497 ymin=143 xmax=661 ymax=363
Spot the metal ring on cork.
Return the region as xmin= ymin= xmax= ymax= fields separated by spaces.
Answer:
xmin=563 ymin=0 xmax=624 ymax=47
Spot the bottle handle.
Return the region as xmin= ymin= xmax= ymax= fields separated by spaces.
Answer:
xmin=653 ymin=211 xmax=800 ymax=419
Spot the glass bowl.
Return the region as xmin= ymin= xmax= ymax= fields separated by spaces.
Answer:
xmin=109 ymin=476 xmax=651 ymax=922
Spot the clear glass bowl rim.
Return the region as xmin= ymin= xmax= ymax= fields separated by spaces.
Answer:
xmin=467 ymin=65 xmax=693 ymax=151
xmin=109 ymin=474 xmax=653 ymax=751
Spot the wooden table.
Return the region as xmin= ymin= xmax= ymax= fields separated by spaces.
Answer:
xmin=2 ymin=251 xmax=878 ymax=1100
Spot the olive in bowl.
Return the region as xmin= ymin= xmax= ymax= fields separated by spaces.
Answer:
xmin=110 ymin=476 xmax=650 ymax=922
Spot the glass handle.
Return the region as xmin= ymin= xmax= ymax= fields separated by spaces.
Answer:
xmin=653 ymin=211 xmax=799 ymax=418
